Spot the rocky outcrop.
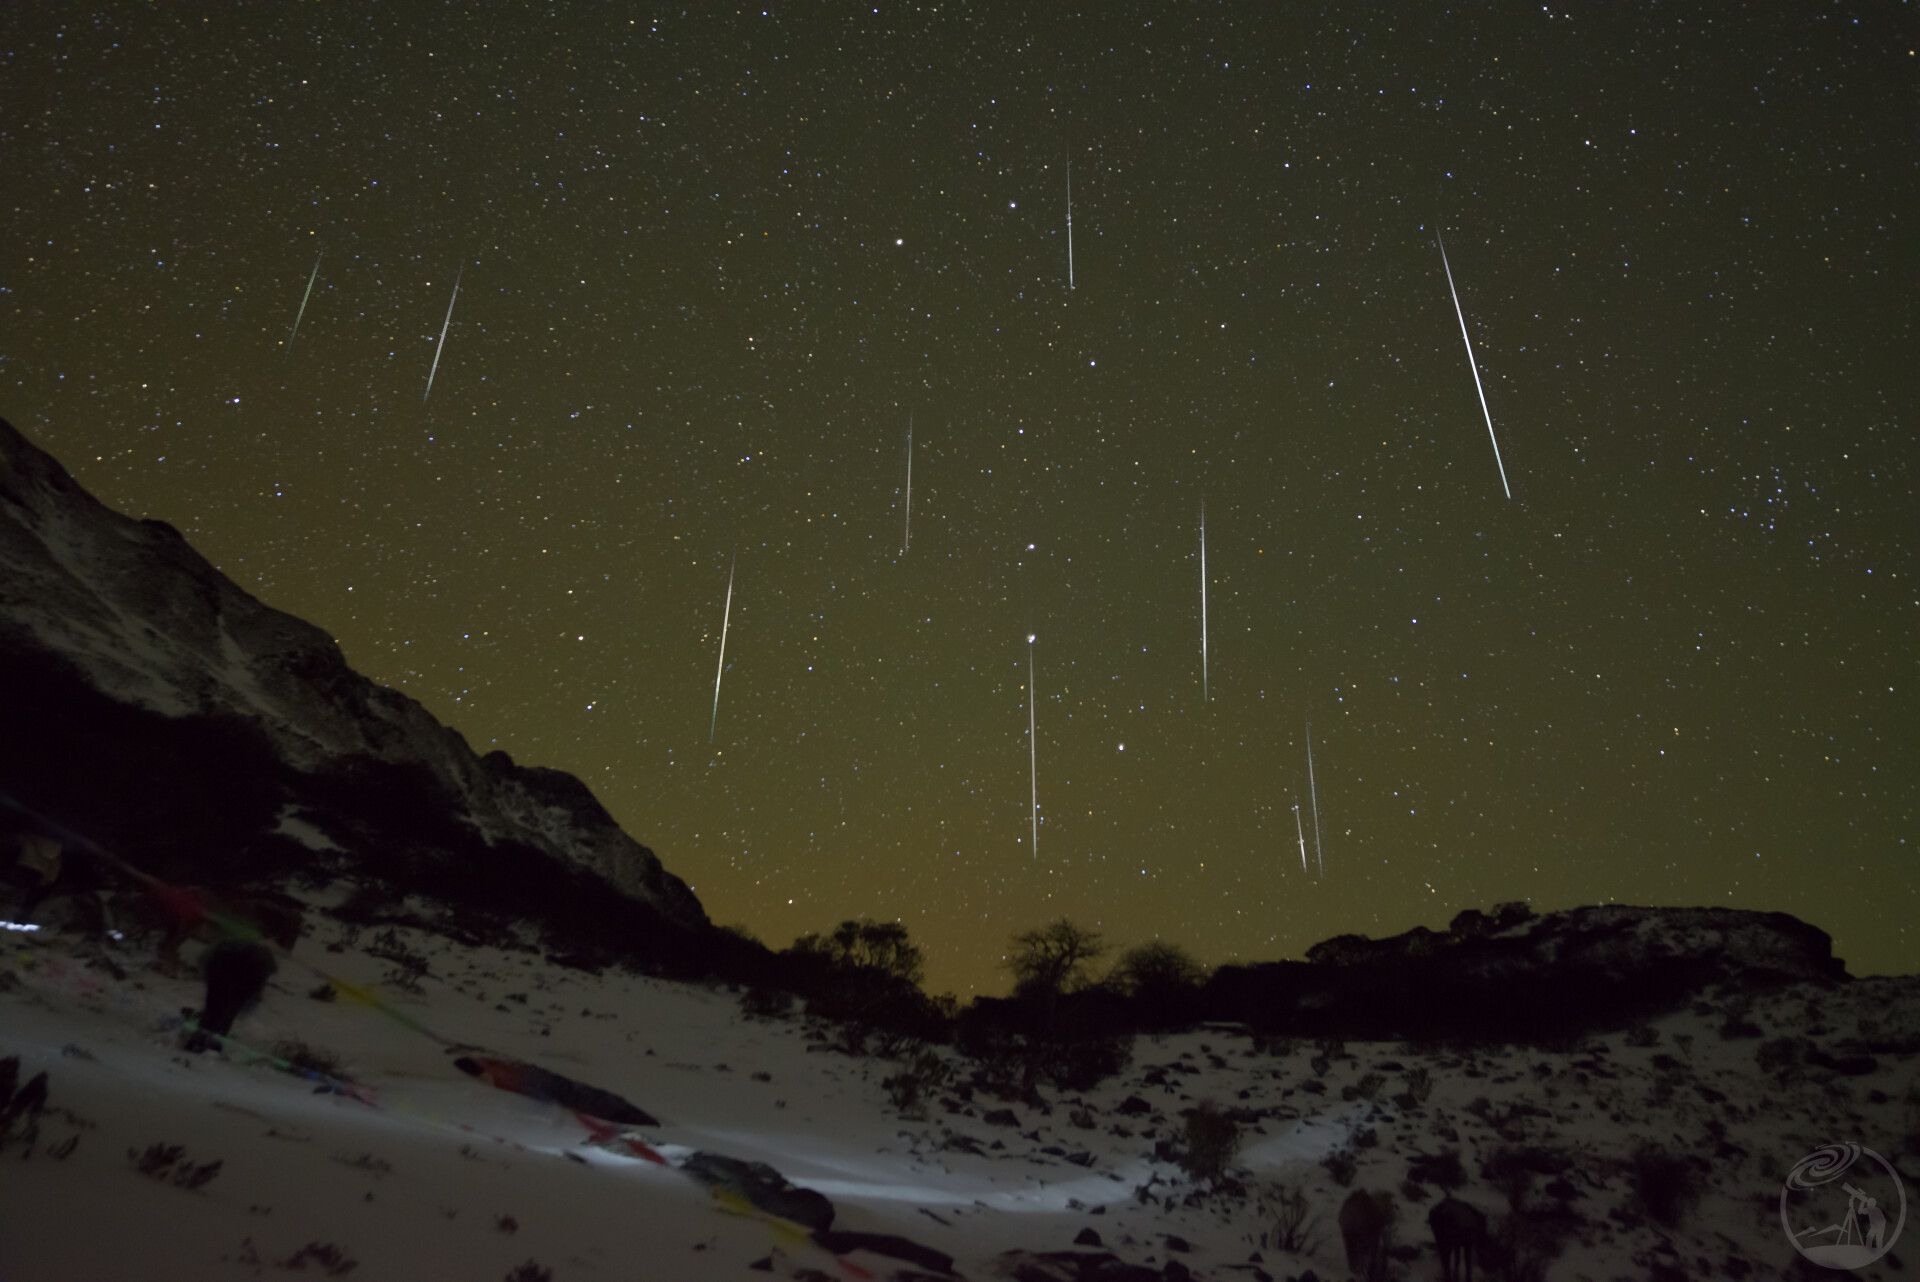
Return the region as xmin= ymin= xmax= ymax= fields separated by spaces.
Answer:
xmin=0 ymin=416 xmax=706 ymax=934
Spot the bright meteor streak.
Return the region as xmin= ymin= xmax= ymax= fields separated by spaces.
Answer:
xmin=902 ymin=413 xmax=913 ymax=555
xmin=423 ymin=266 xmax=463 ymax=405
xmin=1306 ymin=719 xmax=1325 ymax=879
xmin=1294 ymin=795 xmax=1309 ymax=876
xmin=709 ymin=551 xmax=737 ymax=742
xmin=1199 ymin=499 xmax=1209 ymax=703
xmin=287 ymin=251 xmax=321 ymax=349
xmin=1065 ymin=156 xmax=1074 ymax=291
xmin=1436 ymin=230 xmax=1512 ymax=499
xmin=1028 ymin=633 xmax=1039 ymax=858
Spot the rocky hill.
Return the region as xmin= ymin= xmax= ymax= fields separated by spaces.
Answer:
xmin=0 ymin=417 xmax=708 ymax=952
xmin=1204 ymin=900 xmax=1852 ymax=1044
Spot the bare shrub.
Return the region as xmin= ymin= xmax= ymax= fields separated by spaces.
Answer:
xmin=366 ymin=928 xmax=429 ymax=992
xmin=1179 ymin=1100 xmax=1240 ymax=1186
xmin=1259 ymin=1181 xmax=1314 ymax=1252
xmin=1403 ymin=1064 xmax=1433 ymax=1103
xmin=1323 ymin=1147 xmax=1358 ymax=1187
xmin=128 ymin=1142 xmax=222 ymax=1191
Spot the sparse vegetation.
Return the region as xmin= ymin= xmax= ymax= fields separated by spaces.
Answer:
xmin=366 ymin=928 xmax=431 ymax=993
xmin=282 ymin=1241 xmax=359 ymax=1276
xmin=129 ymin=1142 xmax=223 ymax=1191
xmin=503 ymin=1260 xmax=553 ymax=1282
xmin=271 ymin=1039 xmax=345 ymax=1079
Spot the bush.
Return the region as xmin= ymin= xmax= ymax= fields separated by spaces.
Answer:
xmin=1259 ymin=1182 xmax=1314 ymax=1252
xmin=503 ymin=1263 xmax=553 ymax=1282
xmin=1323 ymin=1148 xmax=1358 ymax=1187
xmin=794 ymin=919 xmax=926 ymax=986
xmin=1042 ymin=1033 xmax=1133 ymax=1092
xmin=1755 ymin=1036 xmax=1807 ymax=1075
xmin=1402 ymin=1064 xmax=1433 ymax=1104
xmin=1629 ymin=1145 xmax=1702 ymax=1228
xmin=1179 ymin=1100 xmax=1240 ymax=1186
xmin=740 ymin=986 xmax=794 ymax=1020
xmin=884 ymin=1047 xmax=950 ymax=1117
xmin=270 ymin=1040 xmax=344 ymax=1079
xmin=1408 ymin=1149 xmax=1466 ymax=1191
xmin=1342 ymin=1071 xmax=1386 ymax=1103
xmin=1487 ymin=1211 xmax=1560 ymax=1282
xmin=1109 ymin=940 xmax=1209 ymax=1030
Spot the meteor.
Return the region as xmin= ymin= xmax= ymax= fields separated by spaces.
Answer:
xmin=709 ymin=551 xmax=737 ymax=742
xmin=1065 ymin=156 xmax=1075 ymax=291
xmin=1306 ymin=719 xmax=1325 ymax=879
xmin=1199 ymin=499 xmax=1209 ymax=703
xmin=1436 ymin=230 xmax=1512 ymax=499
xmin=423 ymin=265 xmax=462 ymax=405
xmin=902 ymin=413 xmax=913 ymax=555
xmin=1293 ymin=794 xmax=1308 ymax=876
xmin=1028 ymin=633 xmax=1039 ymax=857
xmin=287 ymin=251 xmax=322 ymax=349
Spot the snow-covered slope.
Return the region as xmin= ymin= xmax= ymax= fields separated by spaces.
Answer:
xmin=4 ymin=905 xmax=1915 ymax=1281
xmin=0 ymin=417 xmax=702 ymax=929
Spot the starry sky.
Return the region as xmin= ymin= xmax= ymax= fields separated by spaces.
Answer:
xmin=5 ymin=5 xmax=1913 ymax=994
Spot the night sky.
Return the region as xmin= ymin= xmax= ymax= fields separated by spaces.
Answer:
xmin=6 ymin=6 xmax=1913 ymax=994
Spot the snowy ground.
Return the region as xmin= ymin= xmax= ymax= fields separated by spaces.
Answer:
xmin=2 ymin=898 xmax=1914 ymax=1281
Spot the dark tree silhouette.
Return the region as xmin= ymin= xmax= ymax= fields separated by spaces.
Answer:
xmin=792 ymin=918 xmax=925 ymax=986
xmin=1006 ymin=918 xmax=1106 ymax=998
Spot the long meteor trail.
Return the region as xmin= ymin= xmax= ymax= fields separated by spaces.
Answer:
xmin=709 ymin=551 xmax=737 ymax=742
xmin=1065 ymin=156 xmax=1074 ymax=290
xmin=1436 ymin=230 xmax=1511 ymax=499
xmin=1028 ymin=633 xmax=1039 ymax=857
xmin=287 ymin=251 xmax=322 ymax=349
xmin=902 ymin=414 xmax=913 ymax=555
xmin=1306 ymin=720 xmax=1325 ymax=879
xmin=1199 ymin=499 xmax=1209 ymax=703
xmin=1293 ymin=791 xmax=1309 ymax=876
xmin=423 ymin=265 xmax=463 ymax=405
